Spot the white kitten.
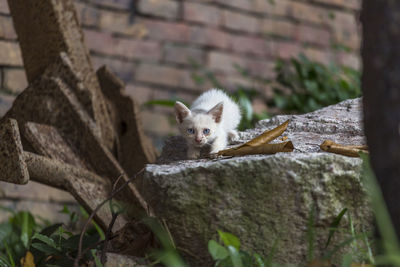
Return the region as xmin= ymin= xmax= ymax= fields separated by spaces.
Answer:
xmin=174 ymin=89 xmax=241 ymax=159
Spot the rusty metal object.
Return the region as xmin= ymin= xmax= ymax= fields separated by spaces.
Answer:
xmin=97 ymin=66 xmax=158 ymax=176
xmin=6 ymin=0 xmax=115 ymax=149
xmin=0 ymin=118 xmax=126 ymax=229
xmin=1 ymin=0 xmax=157 ymax=246
xmin=0 ymin=118 xmax=29 ymax=184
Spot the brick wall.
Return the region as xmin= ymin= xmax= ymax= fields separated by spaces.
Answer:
xmin=0 ymin=0 xmax=361 ymax=141
xmin=0 ymin=0 xmax=361 ymax=221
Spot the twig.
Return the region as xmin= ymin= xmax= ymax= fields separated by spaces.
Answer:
xmin=74 ymin=168 xmax=145 ymax=267
xmin=100 ymin=176 xmax=123 ymax=265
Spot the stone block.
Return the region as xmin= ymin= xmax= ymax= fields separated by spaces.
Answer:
xmin=147 ymin=98 xmax=372 ymax=266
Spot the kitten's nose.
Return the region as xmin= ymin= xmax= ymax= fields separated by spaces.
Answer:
xmin=195 ymin=137 xmax=202 ymax=143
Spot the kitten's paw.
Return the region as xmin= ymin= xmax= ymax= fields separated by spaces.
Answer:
xmin=228 ymin=130 xmax=240 ymax=144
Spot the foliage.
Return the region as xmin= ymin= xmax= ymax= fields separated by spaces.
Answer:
xmin=271 ymin=54 xmax=361 ymax=113
xmin=0 ymin=205 xmax=104 ymax=267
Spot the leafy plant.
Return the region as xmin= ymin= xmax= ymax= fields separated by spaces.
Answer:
xmin=0 ymin=205 xmax=104 ymax=267
xmin=271 ymin=53 xmax=361 ymax=113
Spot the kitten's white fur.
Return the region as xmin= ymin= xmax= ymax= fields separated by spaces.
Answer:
xmin=174 ymin=89 xmax=241 ymax=159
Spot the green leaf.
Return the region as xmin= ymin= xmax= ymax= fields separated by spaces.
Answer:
xmin=19 ymin=212 xmax=35 ymax=249
xmin=360 ymin=152 xmax=400 ymax=259
xmin=217 ymin=230 xmax=240 ymax=250
xmin=32 ymin=233 xmax=58 ymax=249
xmin=91 ymin=249 xmax=103 ymax=267
xmin=144 ymin=99 xmax=178 ymax=108
xmin=0 ymin=254 xmax=10 ymax=267
xmin=227 ymin=246 xmax=243 ymax=267
xmin=3 ymin=242 xmax=15 ymax=267
xmin=208 ymin=240 xmax=229 ymax=260
xmin=31 ymin=242 xmax=60 ymax=255
xmin=40 ymin=223 xmax=63 ymax=237
xmin=253 ymin=253 xmax=265 ymax=267
xmin=341 ymin=253 xmax=352 ymax=267
xmin=325 ymin=208 xmax=348 ymax=249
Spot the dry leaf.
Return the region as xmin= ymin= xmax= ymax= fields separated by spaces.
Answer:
xmin=218 ymin=141 xmax=294 ymax=156
xmin=280 ymin=136 xmax=288 ymax=141
xmin=350 ymin=263 xmax=373 ymax=267
xmin=20 ymin=251 xmax=35 ymax=267
xmin=320 ymin=140 xmax=368 ymax=157
xmin=245 ymin=120 xmax=289 ymax=147
xmin=306 ymin=259 xmax=331 ymax=267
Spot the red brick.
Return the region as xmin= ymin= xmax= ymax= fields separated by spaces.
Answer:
xmin=0 ymin=92 xmax=14 ymax=117
xmin=208 ymin=51 xmax=274 ymax=77
xmin=188 ymin=26 xmax=230 ymax=49
xmin=0 ymin=0 xmax=9 ymax=14
xmin=0 ymin=15 xmax=16 ymax=40
xmin=184 ymin=2 xmax=221 ymax=26
xmin=329 ymin=11 xmax=360 ymax=50
xmin=313 ymin=0 xmax=361 ymax=10
xmin=254 ymin=0 xmax=290 ymax=16
xmin=215 ymin=0 xmax=253 ymax=11
xmin=91 ymin=56 xmax=136 ymax=83
xmin=272 ymin=41 xmax=302 ymax=59
xmin=304 ymin=47 xmax=332 ymax=65
xmin=222 ymin=10 xmax=260 ymax=33
xmin=261 ymin=19 xmax=296 ymax=38
xmin=288 ymin=2 xmax=328 ymax=25
xmin=141 ymin=111 xmax=177 ymax=136
xmin=0 ymin=41 xmax=23 ymax=66
xmin=138 ymin=0 xmax=179 ymax=20
xmin=0 ymin=181 xmax=74 ymax=202
xmin=88 ymin=0 xmax=132 ymax=10
xmin=3 ymin=68 xmax=27 ymax=94
xmin=138 ymin=19 xmax=190 ymax=42
xmin=75 ymin=2 xmax=99 ymax=27
xmin=336 ymin=52 xmax=360 ymax=69
xmin=163 ymin=43 xmax=205 ymax=65
xmin=125 ymin=84 xmax=154 ymax=104
xmin=135 ymin=63 xmax=197 ymax=90
xmin=84 ymin=30 xmax=161 ymax=61
xmin=296 ymin=25 xmax=331 ymax=47
xmin=231 ymin=35 xmax=273 ymax=57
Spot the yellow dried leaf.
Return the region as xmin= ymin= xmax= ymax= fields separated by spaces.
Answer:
xmin=350 ymin=263 xmax=373 ymax=267
xmin=20 ymin=251 xmax=35 ymax=267
xmin=245 ymin=120 xmax=290 ymax=147
xmin=306 ymin=259 xmax=331 ymax=267
xmin=218 ymin=141 xmax=294 ymax=157
xmin=280 ymin=136 xmax=288 ymax=141
xmin=320 ymin=140 xmax=368 ymax=157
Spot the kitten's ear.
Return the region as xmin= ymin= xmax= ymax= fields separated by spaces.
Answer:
xmin=208 ymin=102 xmax=223 ymax=123
xmin=174 ymin=101 xmax=191 ymax=123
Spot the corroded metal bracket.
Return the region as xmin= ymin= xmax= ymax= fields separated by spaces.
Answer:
xmin=1 ymin=0 xmax=157 ymax=234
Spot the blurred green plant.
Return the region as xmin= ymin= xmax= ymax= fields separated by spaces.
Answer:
xmin=0 ymin=205 xmax=104 ymax=267
xmin=271 ymin=53 xmax=361 ymax=113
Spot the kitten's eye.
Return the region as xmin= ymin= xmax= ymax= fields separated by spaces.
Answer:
xmin=187 ymin=128 xmax=195 ymax=134
xmin=203 ymin=128 xmax=210 ymax=135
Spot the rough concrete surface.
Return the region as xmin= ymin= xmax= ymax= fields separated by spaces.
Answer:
xmin=144 ymin=98 xmax=372 ymax=266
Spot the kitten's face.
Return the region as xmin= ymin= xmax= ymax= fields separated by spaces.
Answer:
xmin=174 ymin=101 xmax=223 ymax=147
